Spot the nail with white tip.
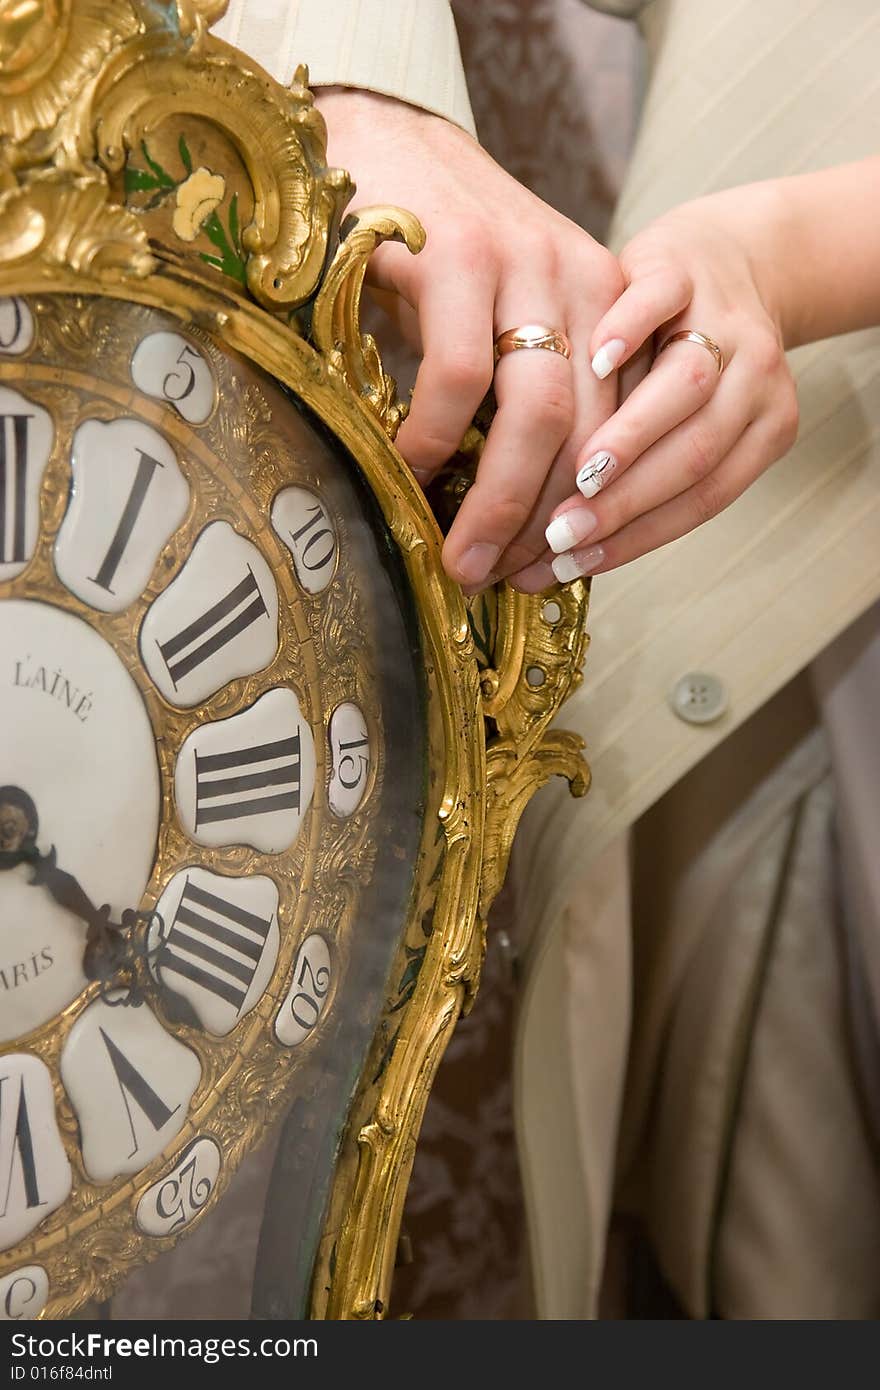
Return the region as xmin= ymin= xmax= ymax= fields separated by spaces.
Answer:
xmin=590 ymin=339 xmax=626 ymax=380
xmin=545 ymin=508 xmax=598 ymax=554
xmin=551 ymin=546 xmax=606 ymax=584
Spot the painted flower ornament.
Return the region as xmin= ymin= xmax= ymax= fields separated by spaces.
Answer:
xmin=172 ymin=168 xmax=226 ymax=242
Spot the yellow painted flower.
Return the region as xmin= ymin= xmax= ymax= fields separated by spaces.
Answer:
xmin=172 ymin=167 xmax=225 ymax=242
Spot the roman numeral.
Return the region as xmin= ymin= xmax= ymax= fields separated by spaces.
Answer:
xmin=90 ymin=447 xmax=164 ymax=594
xmin=0 ymin=414 xmax=31 ymax=565
xmin=0 ymin=1074 xmax=42 ymax=1217
xmin=156 ymin=565 xmax=268 ymax=688
xmin=193 ymin=731 xmax=301 ymax=829
xmin=98 ymin=1028 xmax=180 ymax=1160
xmin=157 ymin=878 xmax=273 ymax=1012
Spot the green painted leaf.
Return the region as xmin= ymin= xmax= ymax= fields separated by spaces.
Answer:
xmin=228 ymin=191 xmax=241 ymax=254
xmin=140 ymin=140 xmax=174 ymax=189
xmin=178 ymin=133 xmax=193 ymax=175
xmin=199 ymin=211 xmax=247 ymax=285
xmin=388 ymin=983 xmax=416 ymax=1016
xmin=124 ymin=168 xmax=160 ymax=193
xmin=202 ymin=210 xmax=230 ymax=253
xmin=397 ymin=947 xmax=426 ymax=995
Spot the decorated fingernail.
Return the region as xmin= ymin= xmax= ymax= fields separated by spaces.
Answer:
xmin=551 ymin=546 xmax=605 ymax=583
xmin=458 ymin=542 xmax=501 ymax=586
xmin=545 ymin=508 xmax=598 ymax=554
xmin=591 ymin=339 xmax=626 ymax=380
xmin=576 ymin=451 xmax=617 ymax=498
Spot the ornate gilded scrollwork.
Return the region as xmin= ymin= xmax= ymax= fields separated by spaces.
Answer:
xmin=311 ymin=206 xmax=426 ymax=437
xmin=89 ymin=48 xmax=352 ymax=309
xmin=0 ymin=173 xmax=155 ymax=279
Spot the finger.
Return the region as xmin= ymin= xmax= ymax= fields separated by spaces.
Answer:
xmin=366 ymin=285 xmax=421 ymax=352
xmin=492 ymin=313 xmax=616 ymax=579
xmin=545 ymin=361 xmax=751 ymax=557
xmin=392 ymin=264 xmax=497 ymax=483
xmin=618 ymin=338 xmax=652 ymax=403
xmin=589 ymin=264 xmax=693 ymax=379
xmin=504 ymin=555 xmax=557 ymax=594
xmin=491 ymin=246 xmax=624 ymax=580
xmin=551 ymin=412 xmax=782 ymax=580
xmin=442 ymin=325 xmax=575 ymax=587
xmin=560 ymin=331 xmax=727 ymax=515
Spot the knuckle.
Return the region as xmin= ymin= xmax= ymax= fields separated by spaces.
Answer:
xmin=684 ymin=357 xmax=716 ymax=399
xmin=772 ymin=381 xmax=800 ymax=453
xmin=682 ymin=425 xmax=717 ymax=484
xmin=661 ymin=261 xmax=692 ymax=307
xmin=480 ymin=493 xmax=533 ymax=537
xmin=690 ymin=472 xmax=727 ymax=527
xmin=405 ymin=425 xmax=462 ymax=468
xmin=751 ymin=329 xmax=785 ymax=377
xmin=434 ymin=345 xmax=493 ymax=398
xmin=440 ymin=219 xmax=493 ymax=269
xmin=591 ymin=249 xmax=626 ymax=306
xmin=533 ymin=377 xmax=575 ymax=433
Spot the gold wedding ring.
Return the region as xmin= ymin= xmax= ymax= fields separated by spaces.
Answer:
xmin=494 ymin=324 xmax=573 ymax=361
xmin=657 ymin=329 xmax=725 ymax=374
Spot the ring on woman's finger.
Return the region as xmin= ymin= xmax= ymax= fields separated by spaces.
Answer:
xmin=494 ymin=323 xmax=573 ymax=361
xmin=656 ymin=329 xmax=725 ymax=374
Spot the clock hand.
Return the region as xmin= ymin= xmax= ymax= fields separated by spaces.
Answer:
xmin=28 ymin=844 xmax=130 ymax=980
xmin=0 ymin=783 xmax=133 ymax=982
xmin=1 ymin=785 xmax=198 ymax=1022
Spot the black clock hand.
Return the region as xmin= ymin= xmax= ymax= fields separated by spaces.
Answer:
xmin=0 ymin=787 xmax=128 ymax=981
xmin=27 ymin=844 xmax=128 ymax=980
xmin=1 ymin=786 xmax=197 ymax=1021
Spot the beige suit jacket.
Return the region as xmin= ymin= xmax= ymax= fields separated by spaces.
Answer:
xmin=217 ymin=0 xmax=880 ymax=1318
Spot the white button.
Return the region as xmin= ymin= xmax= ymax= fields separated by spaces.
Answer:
xmin=669 ymin=671 xmax=728 ymax=725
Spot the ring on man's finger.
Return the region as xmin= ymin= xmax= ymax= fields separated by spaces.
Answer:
xmin=656 ymin=329 xmax=725 ymax=374
xmin=494 ymin=324 xmax=573 ymax=361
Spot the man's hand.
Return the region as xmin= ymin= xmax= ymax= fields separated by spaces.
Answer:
xmin=317 ymin=88 xmax=623 ymax=592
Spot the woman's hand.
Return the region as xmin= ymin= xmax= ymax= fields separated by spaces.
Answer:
xmin=317 ymin=88 xmax=624 ymax=592
xmin=540 ymin=183 xmax=800 ymax=582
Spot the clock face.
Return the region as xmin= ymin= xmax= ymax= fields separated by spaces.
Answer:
xmin=0 ymin=291 xmax=427 ymax=1319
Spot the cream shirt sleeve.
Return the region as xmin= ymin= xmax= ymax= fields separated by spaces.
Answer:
xmin=211 ymin=0 xmax=476 ymax=136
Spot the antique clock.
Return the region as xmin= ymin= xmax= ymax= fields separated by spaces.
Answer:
xmin=0 ymin=0 xmax=589 ymax=1321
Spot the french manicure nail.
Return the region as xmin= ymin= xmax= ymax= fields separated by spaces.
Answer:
xmin=591 ymin=339 xmax=626 ymax=380
xmin=576 ymin=451 xmax=617 ymax=499
xmin=458 ymin=542 xmax=501 ymax=586
xmin=545 ymin=508 xmax=599 ymax=554
xmin=551 ymin=546 xmax=606 ymax=583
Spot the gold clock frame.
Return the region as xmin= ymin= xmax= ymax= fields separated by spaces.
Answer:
xmin=0 ymin=0 xmax=590 ymax=1320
